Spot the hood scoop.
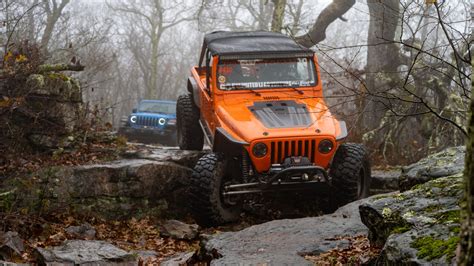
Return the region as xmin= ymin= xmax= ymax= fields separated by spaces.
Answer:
xmin=249 ymin=100 xmax=312 ymax=128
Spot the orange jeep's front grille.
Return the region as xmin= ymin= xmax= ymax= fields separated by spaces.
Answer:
xmin=270 ymin=139 xmax=317 ymax=164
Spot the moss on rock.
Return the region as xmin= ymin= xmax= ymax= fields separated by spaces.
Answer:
xmin=411 ymin=236 xmax=459 ymax=261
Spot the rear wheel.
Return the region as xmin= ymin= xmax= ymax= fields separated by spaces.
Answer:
xmin=329 ymin=143 xmax=371 ymax=205
xmin=176 ymin=94 xmax=204 ymax=151
xmin=189 ymin=153 xmax=241 ymax=227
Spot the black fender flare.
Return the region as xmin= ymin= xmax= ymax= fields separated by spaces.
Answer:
xmin=187 ymin=77 xmax=201 ymax=108
xmin=213 ymin=127 xmax=248 ymax=156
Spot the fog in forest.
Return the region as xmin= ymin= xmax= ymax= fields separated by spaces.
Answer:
xmin=0 ymin=1 xmax=473 ymax=264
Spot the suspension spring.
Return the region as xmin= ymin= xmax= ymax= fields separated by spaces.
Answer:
xmin=242 ymin=149 xmax=250 ymax=183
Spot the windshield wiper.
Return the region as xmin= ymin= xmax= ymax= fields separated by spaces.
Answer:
xmin=223 ymin=84 xmax=261 ymax=96
xmin=249 ymin=89 xmax=261 ymax=96
xmin=268 ymin=82 xmax=304 ymax=94
xmin=291 ymin=87 xmax=304 ymax=95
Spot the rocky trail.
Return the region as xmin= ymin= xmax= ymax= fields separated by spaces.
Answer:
xmin=0 ymin=143 xmax=465 ymax=265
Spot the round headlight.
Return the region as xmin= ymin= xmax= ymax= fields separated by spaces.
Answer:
xmin=252 ymin=142 xmax=268 ymax=158
xmin=318 ymin=139 xmax=334 ymax=154
xmin=158 ymin=118 xmax=166 ymax=125
xmin=130 ymin=115 xmax=137 ymax=123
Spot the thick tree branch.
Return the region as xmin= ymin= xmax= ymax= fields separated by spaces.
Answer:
xmin=295 ymin=0 xmax=356 ymax=47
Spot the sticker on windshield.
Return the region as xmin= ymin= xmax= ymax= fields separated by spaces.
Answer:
xmin=218 ymin=75 xmax=226 ymax=83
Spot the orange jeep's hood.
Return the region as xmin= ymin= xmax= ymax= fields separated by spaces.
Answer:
xmin=216 ymin=93 xmax=341 ymax=143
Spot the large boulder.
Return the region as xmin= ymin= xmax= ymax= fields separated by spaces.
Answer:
xmin=35 ymin=240 xmax=135 ymax=265
xmin=203 ymin=197 xmax=373 ymax=265
xmin=4 ymin=148 xmax=204 ymax=219
xmin=398 ymin=146 xmax=465 ymax=191
xmin=360 ymin=173 xmax=462 ymax=264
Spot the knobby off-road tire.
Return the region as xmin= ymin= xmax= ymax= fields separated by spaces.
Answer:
xmin=189 ymin=153 xmax=241 ymax=227
xmin=176 ymin=94 xmax=204 ymax=151
xmin=329 ymin=143 xmax=371 ymax=205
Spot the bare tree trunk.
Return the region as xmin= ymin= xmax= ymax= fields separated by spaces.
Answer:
xmin=148 ymin=28 xmax=162 ymax=99
xmin=458 ymin=71 xmax=474 ymax=265
xmin=295 ymin=0 xmax=355 ymax=47
xmin=40 ymin=0 xmax=71 ymax=54
xmin=270 ymin=0 xmax=287 ymax=32
xmin=362 ymin=0 xmax=401 ymax=131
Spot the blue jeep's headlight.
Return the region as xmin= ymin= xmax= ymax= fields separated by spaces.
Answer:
xmin=168 ymin=119 xmax=176 ymax=125
xmin=130 ymin=115 xmax=137 ymax=123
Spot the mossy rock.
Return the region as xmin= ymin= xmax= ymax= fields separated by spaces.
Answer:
xmin=411 ymin=236 xmax=459 ymax=261
xmin=360 ymin=174 xmax=463 ymax=264
xmin=398 ymin=146 xmax=465 ymax=191
xmin=26 ymin=73 xmax=82 ymax=102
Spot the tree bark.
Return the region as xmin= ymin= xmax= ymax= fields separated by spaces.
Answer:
xmin=270 ymin=0 xmax=287 ymax=33
xmin=362 ymin=0 xmax=401 ymax=131
xmin=295 ymin=0 xmax=356 ymax=47
xmin=458 ymin=62 xmax=474 ymax=265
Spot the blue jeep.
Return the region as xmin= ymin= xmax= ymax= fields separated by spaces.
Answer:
xmin=120 ymin=100 xmax=177 ymax=145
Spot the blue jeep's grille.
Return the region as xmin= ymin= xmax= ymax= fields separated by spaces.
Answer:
xmin=136 ymin=116 xmax=161 ymax=127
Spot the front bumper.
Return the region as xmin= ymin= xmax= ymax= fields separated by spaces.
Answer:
xmin=223 ymin=165 xmax=330 ymax=196
xmin=121 ymin=126 xmax=176 ymax=136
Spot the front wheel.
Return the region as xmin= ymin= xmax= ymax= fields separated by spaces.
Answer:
xmin=188 ymin=153 xmax=241 ymax=227
xmin=329 ymin=143 xmax=371 ymax=205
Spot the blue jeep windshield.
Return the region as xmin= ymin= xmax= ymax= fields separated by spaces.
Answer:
xmin=138 ymin=102 xmax=176 ymax=114
xmin=217 ymin=57 xmax=317 ymax=90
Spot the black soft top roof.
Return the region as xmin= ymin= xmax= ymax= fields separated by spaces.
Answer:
xmin=199 ymin=31 xmax=313 ymax=65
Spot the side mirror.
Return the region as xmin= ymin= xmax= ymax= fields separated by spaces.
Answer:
xmin=132 ymin=108 xmax=137 ymax=113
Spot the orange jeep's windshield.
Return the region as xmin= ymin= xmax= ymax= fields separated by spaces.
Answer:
xmin=217 ymin=57 xmax=317 ymax=90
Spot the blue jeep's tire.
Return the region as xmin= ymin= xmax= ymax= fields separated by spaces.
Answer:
xmin=177 ymin=94 xmax=204 ymax=151
xmin=329 ymin=143 xmax=371 ymax=204
xmin=189 ymin=153 xmax=241 ymax=227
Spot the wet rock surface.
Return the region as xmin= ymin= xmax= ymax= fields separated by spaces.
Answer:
xmin=399 ymin=146 xmax=465 ymax=191
xmin=121 ymin=146 xmax=206 ymax=169
xmin=204 ymin=197 xmax=373 ymax=265
xmin=35 ymin=240 xmax=135 ymax=265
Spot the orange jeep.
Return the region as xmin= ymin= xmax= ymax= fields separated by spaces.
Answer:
xmin=177 ymin=31 xmax=371 ymax=226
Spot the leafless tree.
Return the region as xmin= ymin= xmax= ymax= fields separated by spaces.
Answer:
xmin=107 ymin=0 xmax=196 ymax=99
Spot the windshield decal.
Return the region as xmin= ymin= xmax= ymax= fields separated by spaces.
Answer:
xmin=221 ymin=81 xmax=312 ymax=90
xmin=218 ymin=57 xmax=316 ymax=90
